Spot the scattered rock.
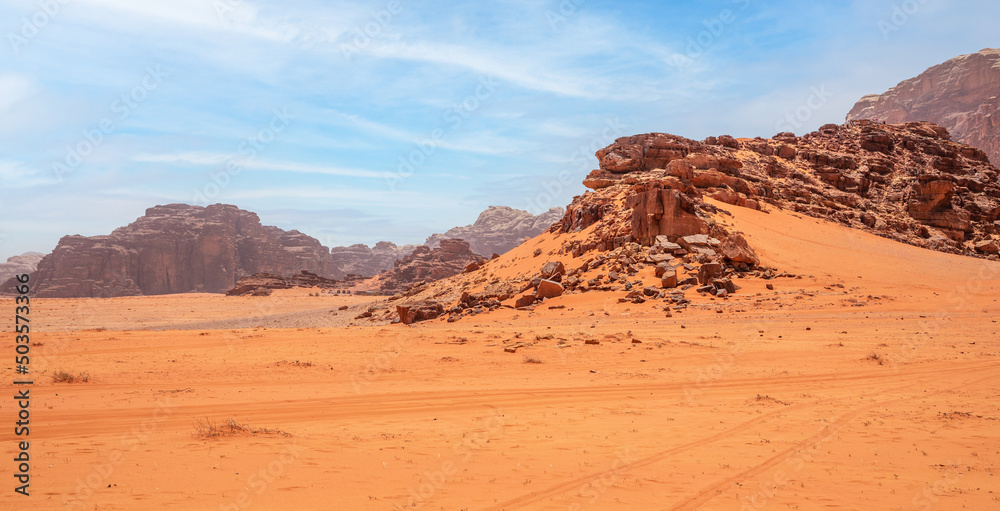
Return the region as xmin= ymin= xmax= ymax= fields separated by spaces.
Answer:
xmin=515 ymin=295 xmax=536 ymax=308
xmin=661 ymin=272 xmax=678 ymax=289
xmin=697 ymin=263 xmax=723 ymax=285
xmin=975 ymin=239 xmax=999 ymax=253
xmin=535 ymin=279 xmax=565 ymax=299
xmin=540 ymin=261 xmax=566 ymax=280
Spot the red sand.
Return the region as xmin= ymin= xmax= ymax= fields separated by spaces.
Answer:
xmin=3 ymin=201 xmax=998 ymax=510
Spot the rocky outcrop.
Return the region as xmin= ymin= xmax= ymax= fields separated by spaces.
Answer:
xmin=847 ymin=48 xmax=1000 ymax=166
xmin=328 ymin=206 xmax=561 ymax=278
xmin=378 ymin=239 xmax=486 ymax=293
xmin=396 ymin=300 xmax=444 ymax=324
xmin=329 ymin=241 xmax=417 ymax=278
xmin=552 ymin=122 xmax=1000 ymax=257
xmin=225 ymin=270 xmax=358 ymax=296
xmin=0 ymin=252 xmax=44 ymax=286
xmin=29 ymin=204 xmax=337 ymax=297
xmin=424 ymin=206 xmax=563 ymax=257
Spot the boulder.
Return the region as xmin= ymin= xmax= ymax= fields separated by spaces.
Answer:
xmin=535 ymin=279 xmax=564 ymax=299
xmin=654 ymin=262 xmax=671 ymax=278
xmin=697 ymin=263 xmax=723 ymax=285
xmin=540 ymin=261 xmax=566 ymax=279
xmin=661 ymin=272 xmax=678 ymax=289
xmin=396 ymin=300 xmax=444 ymax=325
xmin=654 ymin=235 xmax=683 ymax=251
xmin=515 ymin=295 xmax=536 ymax=308
xmin=718 ymin=233 xmax=760 ymax=266
xmin=975 ymin=239 xmax=1000 ymax=253
xmin=711 ymin=277 xmax=737 ymax=294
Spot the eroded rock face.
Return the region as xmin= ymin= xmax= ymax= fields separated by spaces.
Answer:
xmin=424 ymin=206 xmax=563 ymax=257
xmin=29 ymin=204 xmax=337 ymax=297
xmin=379 ymin=239 xmax=486 ymax=293
xmin=329 ymin=241 xmax=418 ymax=278
xmin=551 ymin=121 xmax=1000 ymax=257
xmin=847 ymin=48 xmax=1000 ymax=167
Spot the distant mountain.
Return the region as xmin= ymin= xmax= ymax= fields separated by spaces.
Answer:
xmin=0 ymin=252 xmax=44 ymax=285
xmin=847 ymin=48 xmax=1000 ymax=166
xmin=424 ymin=206 xmax=564 ymax=257
xmin=329 ymin=206 xmax=563 ymax=278
xmin=329 ymin=241 xmax=418 ymax=279
xmin=26 ymin=204 xmax=337 ymax=297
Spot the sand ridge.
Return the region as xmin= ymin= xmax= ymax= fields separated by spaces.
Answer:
xmin=2 ymin=201 xmax=999 ymax=510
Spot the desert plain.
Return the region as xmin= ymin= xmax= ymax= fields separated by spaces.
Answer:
xmin=3 ymin=201 xmax=999 ymax=510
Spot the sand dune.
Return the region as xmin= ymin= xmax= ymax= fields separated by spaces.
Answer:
xmin=3 ymin=201 xmax=998 ymax=510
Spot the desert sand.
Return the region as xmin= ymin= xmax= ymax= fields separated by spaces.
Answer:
xmin=3 ymin=201 xmax=999 ymax=510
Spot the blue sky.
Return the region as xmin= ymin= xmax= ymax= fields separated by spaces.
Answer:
xmin=0 ymin=0 xmax=997 ymax=259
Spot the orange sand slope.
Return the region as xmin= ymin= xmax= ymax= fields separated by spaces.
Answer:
xmin=2 ymin=202 xmax=998 ymax=510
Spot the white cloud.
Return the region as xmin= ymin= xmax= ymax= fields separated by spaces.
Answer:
xmin=71 ymin=0 xmax=299 ymax=42
xmin=132 ymin=152 xmax=385 ymax=178
xmin=0 ymin=74 xmax=35 ymax=113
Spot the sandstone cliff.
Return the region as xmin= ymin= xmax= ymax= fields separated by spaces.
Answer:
xmin=28 ymin=204 xmax=337 ymax=297
xmin=553 ymin=122 xmax=999 ymax=258
xmin=847 ymin=48 xmax=1000 ymax=166
xmin=424 ymin=206 xmax=563 ymax=257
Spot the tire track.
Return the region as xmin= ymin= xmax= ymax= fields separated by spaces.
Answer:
xmin=664 ymin=370 xmax=998 ymax=510
xmin=481 ymin=363 xmax=998 ymax=510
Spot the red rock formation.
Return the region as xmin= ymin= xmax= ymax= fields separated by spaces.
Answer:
xmin=552 ymin=122 xmax=1000 ymax=257
xmin=225 ymin=270 xmax=352 ymax=296
xmin=847 ymin=48 xmax=1000 ymax=166
xmin=424 ymin=206 xmax=563 ymax=257
xmin=29 ymin=204 xmax=337 ymax=297
xmin=378 ymin=239 xmax=486 ymax=293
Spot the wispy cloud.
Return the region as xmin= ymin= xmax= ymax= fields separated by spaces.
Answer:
xmin=1 ymin=0 xmax=997 ymax=258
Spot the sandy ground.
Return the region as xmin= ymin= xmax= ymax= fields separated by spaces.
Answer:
xmin=3 ymin=202 xmax=999 ymax=510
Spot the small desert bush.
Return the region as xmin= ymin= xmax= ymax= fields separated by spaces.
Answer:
xmin=274 ymin=360 xmax=313 ymax=367
xmin=195 ymin=417 xmax=291 ymax=439
xmin=865 ymin=352 xmax=884 ymax=365
xmin=52 ymin=370 xmax=90 ymax=383
xmin=523 ymin=356 xmax=544 ymax=364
